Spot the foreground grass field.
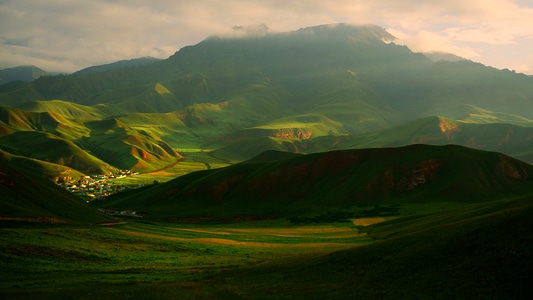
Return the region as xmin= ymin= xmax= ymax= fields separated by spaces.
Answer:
xmin=0 ymin=218 xmax=370 ymax=299
xmin=1 ymin=198 xmax=531 ymax=299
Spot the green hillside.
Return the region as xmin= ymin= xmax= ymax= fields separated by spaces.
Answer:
xmin=0 ymin=150 xmax=83 ymax=181
xmin=0 ymin=131 xmax=115 ymax=174
xmin=0 ymin=156 xmax=111 ymax=223
xmin=72 ymin=57 xmax=162 ymax=76
xmin=98 ymin=145 xmax=533 ymax=219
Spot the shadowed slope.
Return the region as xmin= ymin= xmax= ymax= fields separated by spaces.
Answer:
xmin=99 ymin=145 xmax=533 ymax=218
xmin=0 ymin=131 xmax=115 ymax=174
xmin=211 ymin=196 xmax=533 ymax=299
xmin=0 ymin=157 xmax=112 ymax=224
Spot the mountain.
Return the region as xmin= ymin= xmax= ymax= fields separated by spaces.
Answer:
xmin=423 ymin=51 xmax=466 ymax=62
xmin=0 ymin=23 xmax=532 ymax=175
xmin=72 ymin=57 xmax=162 ymax=76
xmin=0 ymin=155 xmax=112 ymax=223
xmin=0 ymin=65 xmax=49 ymax=86
xmin=97 ymin=145 xmax=533 ymax=219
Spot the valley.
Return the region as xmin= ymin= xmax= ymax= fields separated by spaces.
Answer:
xmin=1 ymin=23 xmax=532 ymax=299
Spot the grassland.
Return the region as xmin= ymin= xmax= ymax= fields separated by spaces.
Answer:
xmin=1 ymin=197 xmax=530 ymax=299
xmin=0 ymin=217 xmax=370 ymax=299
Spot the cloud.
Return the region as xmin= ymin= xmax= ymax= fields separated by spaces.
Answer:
xmin=387 ymin=28 xmax=481 ymax=60
xmin=0 ymin=0 xmax=532 ymax=73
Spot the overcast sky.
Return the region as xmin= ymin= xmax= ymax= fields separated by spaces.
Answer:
xmin=1 ymin=0 xmax=532 ymax=74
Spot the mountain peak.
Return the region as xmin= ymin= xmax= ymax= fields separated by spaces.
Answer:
xmin=293 ymin=23 xmax=395 ymax=42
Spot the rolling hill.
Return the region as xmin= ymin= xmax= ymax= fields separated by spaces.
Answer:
xmin=0 ymin=155 xmax=112 ymax=224
xmin=97 ymin=144 xmax=533 ymax=219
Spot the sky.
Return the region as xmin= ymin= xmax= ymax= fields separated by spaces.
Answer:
xmin=1 ymin=0 xmax=532 ymax=74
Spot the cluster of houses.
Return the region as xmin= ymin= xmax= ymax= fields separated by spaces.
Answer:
xmin=58 ymin=170 xmax=144 ymax=201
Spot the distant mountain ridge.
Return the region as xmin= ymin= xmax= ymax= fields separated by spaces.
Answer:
xmin=0 ymin=65 xmax=49 ymax=85
xmin=72 ymin=57 xmax=162 ymax=76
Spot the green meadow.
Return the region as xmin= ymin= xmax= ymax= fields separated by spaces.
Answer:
xmin=1 ymin=217 xmax=371 ymax=299
xmin=1 ymin=198 xmax=531 ymax=299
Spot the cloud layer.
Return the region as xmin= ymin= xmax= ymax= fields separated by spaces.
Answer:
xmin=1 ymin=0 xmax=532 ymax=74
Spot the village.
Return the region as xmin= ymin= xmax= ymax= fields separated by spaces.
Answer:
xmin=57 ymin=169 xmax=146 ymax=202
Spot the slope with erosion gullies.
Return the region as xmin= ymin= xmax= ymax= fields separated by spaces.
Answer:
xmin=0 ymin=156 xmax=112 ymax=224
xmin=0 ymin=100 xmax=186 ymax=173
xmin=99 ymin=144 xmax=533 ymax=219
xmin=78 ymin=118 xmax=183 ymax=172
xmin=0 ymin=105 xmax=94 ymax=140
xmin=338 ymin=116 xmax=533 ymax=163
xmin=209 ymin=115 xmax=533 ymax=163
xmin=220 ymin=114 xmax=346 ymax=142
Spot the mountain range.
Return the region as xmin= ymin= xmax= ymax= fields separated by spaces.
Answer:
xmin=0 ymin=23 xmax=532 ymax=178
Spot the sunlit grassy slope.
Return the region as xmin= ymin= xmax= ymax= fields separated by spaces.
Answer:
xmin=0 ymin=131 xmax=115 ymax=174
xmin=0 ymin=150 xmax=83 ymax=181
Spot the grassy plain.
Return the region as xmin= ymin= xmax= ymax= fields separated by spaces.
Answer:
xmin=2 ymin=198 xmax=532 ymax=299
xmin=0 ymin=218 xmax=370 ymax=299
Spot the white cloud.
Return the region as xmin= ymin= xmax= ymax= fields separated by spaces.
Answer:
xmin=0 ymin=0 xmax=532 ymax=73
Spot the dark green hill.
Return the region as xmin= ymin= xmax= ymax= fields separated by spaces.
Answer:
xmin=0 ymin=65 xmax=49 ymax=86
xmin=0 ymin=156 xmax=111 ymax=224
xmin=0 ymin=131 xmax=115 ymax=174
xmin=98 ymin=145 xmax=533 ymax=219
xmin=0 ymin=150 xmax=83 ymax=181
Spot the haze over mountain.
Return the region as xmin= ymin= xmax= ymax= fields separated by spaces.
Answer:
xmin=0 ymin=23 xmax=532 ymax=176
xmin=0 ymin=65 xmax=50 ymax=86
